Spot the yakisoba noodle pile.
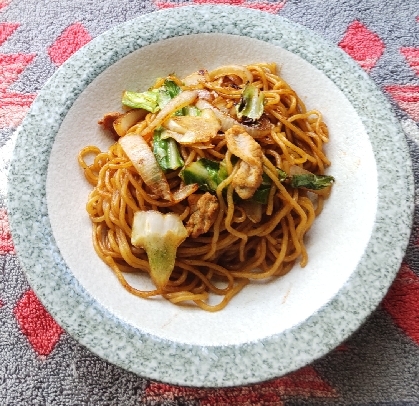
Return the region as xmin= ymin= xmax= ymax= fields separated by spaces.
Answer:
xmin=78 ymin=63 xmax=334 ymax=312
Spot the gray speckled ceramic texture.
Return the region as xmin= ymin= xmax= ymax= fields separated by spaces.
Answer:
xmin=7 ymin=5 xmax=414 ymax=387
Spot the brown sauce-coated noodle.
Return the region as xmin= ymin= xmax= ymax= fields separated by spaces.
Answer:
xmin=78 ymin=63 xmax=332 ymax=312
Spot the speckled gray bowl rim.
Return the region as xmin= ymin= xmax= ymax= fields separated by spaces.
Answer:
xmin=7 ymin=5 xmax=414 ymax=387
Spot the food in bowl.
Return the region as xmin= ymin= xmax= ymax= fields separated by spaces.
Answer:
xmin=78 ymin=62 xmax=334 ymax=311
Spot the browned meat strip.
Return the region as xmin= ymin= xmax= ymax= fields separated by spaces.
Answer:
xmin=186 ymin=192 xmax=219 ymax=238
xmin=225 ymin=125 xmax=263 ymax=199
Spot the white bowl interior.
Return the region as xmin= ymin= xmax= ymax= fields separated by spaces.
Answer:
xmin=46 ymin=33 xmax=377 ymax=347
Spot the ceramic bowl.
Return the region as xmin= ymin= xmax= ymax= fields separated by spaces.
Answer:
xmin=8 ymin=5 xmax=414 ymax=387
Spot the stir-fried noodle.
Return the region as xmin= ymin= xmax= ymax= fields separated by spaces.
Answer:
xmin=78 ymin=63 xmax=334 ymax=311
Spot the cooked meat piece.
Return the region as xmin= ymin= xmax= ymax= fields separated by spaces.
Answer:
xmin=234 ymin=161 xmax=260 ymax=200
xmin=186 ymin=192 xmax=219 ymax=238
xmin=225 ymin=125 xmax=263 ymax=199
xmin=98 ymin=112 xmax=122 ymax=138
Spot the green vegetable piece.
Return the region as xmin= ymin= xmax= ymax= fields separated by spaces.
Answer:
xmin=180 ymin=158 xmax=227 ymax=193
xmin=121 ymin=79 xmax=182 ymax=113
xmin=162 ymin=79 xmax=183 ymax=114
xmin=153 ymin=129 xmax=184 ymax=171
xmin=181 ymin=105 xmax=201 ymax=116
xmin=236 ymin=83 xmax=265 ymax=121
xmin=156 ymin=90 xmax=172 ymax=110
xmin=122 ymin=90 xmax=160 ymax=112
xmin=161 ymin=79 xmax=198 ymax=116
xmin=290 ymin=174 xmax=335 ymax=190
xmin=252 ymin=169 xmax=288 ymax=204
xmin=277 ymin=168 xmax=288 ymax=182
xmin=164 ymin=79 xmax=182 ymax=98
xmin=218 ymin=160 xmax=228 ymax=183
xmin=181 ymin=159 xmax=289 ymax=203
xmin=261 ymin=168 xmax=287 ymax=186
xmin=252 ymin=187 xmax=271 ymax=204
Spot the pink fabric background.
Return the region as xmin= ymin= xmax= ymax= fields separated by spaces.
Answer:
xmin=1 ymin=1 xmax=419 ymax=404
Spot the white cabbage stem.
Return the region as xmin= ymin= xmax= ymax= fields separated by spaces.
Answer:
xmin=131 ymin=211 xmax=188 ymax=289
xmin=208 ymin=64 xmax=253 ymax=84
xmin=119 ymin=134 xmax=172 ymax=201
xmin=113 ymin=108 xmax=147 ymax=137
